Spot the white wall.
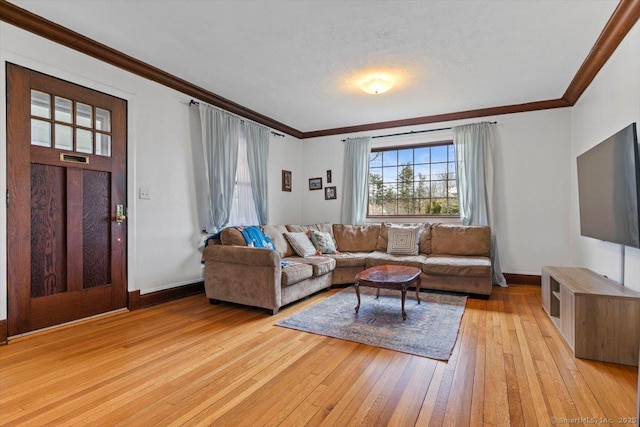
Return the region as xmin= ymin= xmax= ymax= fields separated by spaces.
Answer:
xmin=570 ymin=22 xmax=640 ymax=291
xmin=301 ymin=108 xmax=574 ymax=275
xmin=0 ymin=23 xmax=301 ymax=322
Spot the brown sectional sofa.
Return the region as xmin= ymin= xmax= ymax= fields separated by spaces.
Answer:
xmin=202 ymin=222 xmax=492 ymax=314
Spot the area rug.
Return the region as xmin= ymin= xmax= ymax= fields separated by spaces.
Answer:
xmin=276 ymin=286 xmax=467 ymax=360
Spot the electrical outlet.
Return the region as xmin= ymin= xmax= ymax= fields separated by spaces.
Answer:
xmin=139 ymin=186 xmax=151 ymax=200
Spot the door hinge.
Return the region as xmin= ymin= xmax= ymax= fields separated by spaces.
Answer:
xmin=6 ymin=189 xmax=9 ymax=207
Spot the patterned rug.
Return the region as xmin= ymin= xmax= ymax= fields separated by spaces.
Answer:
xmin=276 ymin=286 xmax=467 ymax=360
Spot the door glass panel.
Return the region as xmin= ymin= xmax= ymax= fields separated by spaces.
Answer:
xmin=31 ymin=119 xmax=51 ymax=147
xmin=55 ymin=124 xmax=73 ymax=150
xmin=96 ymin=133 xmax=111 ymax=157
xmin=55 ymin=97 xmax=73 ymax=123
xmin=76 ymin=129 xmax=93 ymax=153
xmin=31 ymin=90 xmax=51 ymax=118
xmin=95 ymin=108 xmax=111 ymax=132
xmin=76 ymin=103 xmax=93 ymax=128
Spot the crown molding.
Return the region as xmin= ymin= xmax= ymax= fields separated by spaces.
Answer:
xmin=562 ymin=0 xmax=640 ymax=105
xmin=1 ymin=0 xmax=638 ymax=140
xmin=300 ymin=99 xmax=571 ymax=139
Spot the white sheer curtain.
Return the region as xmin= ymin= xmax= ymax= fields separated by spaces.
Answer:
xmin=199 ymin=104 xmax=239 ymax=233
xmin=453 ymin=122 xmax=507 ymax=286
xmin=341 ymin=136 xmax=372 ymax=225
xmin=228 ymin=129 xmax=259 ymax=226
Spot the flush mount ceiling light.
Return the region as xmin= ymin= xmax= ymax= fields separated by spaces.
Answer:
xmin=360 ymin=77 xmax=393 ymax=94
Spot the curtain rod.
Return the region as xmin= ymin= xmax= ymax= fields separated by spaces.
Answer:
xmin=340 ymin=121 xmax=498 ymax=142
xmin=189 ymin=100 xmax=286 ymax=138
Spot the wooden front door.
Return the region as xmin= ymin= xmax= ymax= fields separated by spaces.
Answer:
xmin=6 ymin=64 xmax=127 ymax=336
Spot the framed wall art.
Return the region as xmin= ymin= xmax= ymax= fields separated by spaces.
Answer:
xmin=325 ymin=186 xmax=337 ymax=200
xmin=308 ymin=177 xmax=322 ymax=190
xmin=282 ymin=170 xmax=292 ymax=192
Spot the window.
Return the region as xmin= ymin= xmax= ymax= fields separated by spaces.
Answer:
xmin=368 ymin=142 xmax=459 ymax=216
xmin=30 ymin=90 xmax=112 ymax=156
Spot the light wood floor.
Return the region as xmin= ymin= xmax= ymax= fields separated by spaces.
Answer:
xmin=0 ymin=285 xmax=637 ymax=426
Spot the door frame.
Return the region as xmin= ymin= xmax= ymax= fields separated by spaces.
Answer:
xmin=3 ymin=60 xmax=134 ymax=337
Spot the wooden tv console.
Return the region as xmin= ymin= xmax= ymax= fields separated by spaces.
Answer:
xmin=541 ymin=266 xmax=640 ymax=366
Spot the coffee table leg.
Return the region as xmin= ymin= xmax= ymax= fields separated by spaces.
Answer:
xmin=376 ymin=287 xmax=380 ymax=299
xmin=416 ymin=277 xmax=421 ymax=304
xmin=354 ymin=281 xmax=361 ymax=314
xmin=401 ymin=287 xmax=407 ymax=320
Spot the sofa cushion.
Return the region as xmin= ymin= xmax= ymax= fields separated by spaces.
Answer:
xmin=287 ymin=256 xmax=336 ymax=276
xmin=309 ymin=230 xmax=338 ymax=254
xmin=376 ymin=222 xmax=432 ymax=254
xmin=422 ymin=255 xmax=491 ymax=277
xmin=324 ymin=252 xmax=369 ymax=268
xmin=387 ymin=226 xmax=420 ymax=255
xmin=365 ymin=251 xmax=427 ymax=269
xmin=284 ymin=232 xmax=317 ymax=257
xmin=286 ymin=223 xmax=334 ymax=236
xmin=261 ymin=224 xmax=294 ymax=257
xmin=431 ymin=224 xmax=490 ymax=256
xmin=281 ymin=262 xmax=314 ymax=286
xmin=333 ymin=224 xmax=381 ymax=252
xmin=220 ymin=227 xmax=247 ymax=246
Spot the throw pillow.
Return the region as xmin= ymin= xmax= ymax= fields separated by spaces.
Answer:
xmin=309 ymin=230 xmax=339 ymax=254
xmin=387 ymin=226 xmax=420 ymax=255
xmin=284 ymin=232 xmax=317 ymax=258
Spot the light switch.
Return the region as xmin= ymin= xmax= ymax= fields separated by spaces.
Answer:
xmin=139 ymin=186 xmax=151 ymax=200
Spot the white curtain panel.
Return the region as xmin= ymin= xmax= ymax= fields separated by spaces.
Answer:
xmin=453 ymin=122 xmax=507 ymax=286
xmin=341 ymin=136 xmax=372 ymax=225
xmin=244 ymin=121 xmax=270 ymax=225
xmin=228 ymin=131 xmax=259 ymax=227
xmin=199 ymin=104 xmax=240 ymax=233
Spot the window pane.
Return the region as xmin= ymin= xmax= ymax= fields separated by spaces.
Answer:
xmin=382 ymin=166 xmax=398 ymax=182
xmin=55 ymin=97 xmax=73 ymax=123
xmin=398 ymin=149 xmax=413 ymax=164
xmin=76 ymin=103 xmax=93 ymax=128
xmin=31 ymin=90 xmax=51 ymax=118
xmin=431 ymin=145 xmax=447 ymax=163
xmin=414 ymin=164 xmax=429 ymax=178
xmin=415 ymin=147 xmax=429 ymax=164
xmin=369 ymin=151 xmax=382 ymax=168
xmin=96 ymin=108 xmax=111 ymax=132
xmin=431 ymin=163 xmax=447 ymax=180
xmin=31 ymin=119 xmax=51 ymax=147
xmin=448 ymin=144 xmax=455 ymax=160
xmin=382 ymin=150 xmax=397 ymax=167
xmin=55 ymin=124 xmax=73 ymax=150
xmin=432 ymin=181 xmax=447 ymax=197
xmin=96 ymin=133 xmax=111 ymax=157
xmin=76 ymin=129 xmax=93 ymax=153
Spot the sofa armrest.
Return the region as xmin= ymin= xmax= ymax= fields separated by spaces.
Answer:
xmin=203 ymin=245 xmax=282 ymax=312
xmin=203 ymin=245 xmax=280 ymax=267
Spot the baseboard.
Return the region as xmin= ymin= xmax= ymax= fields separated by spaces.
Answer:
xmin=138 ymin=281 xmax=204 ymax=308
xmin=128 ymin=290 xmax=141 ymax=311
xmin=504 ymin=273 xmax=541 ymax=286
xmin=0 ymin=319 xmax=7 ymax=345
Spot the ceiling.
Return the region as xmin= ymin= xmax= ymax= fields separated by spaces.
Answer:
xmin=6 ymin=0 xmax=621 ymax=134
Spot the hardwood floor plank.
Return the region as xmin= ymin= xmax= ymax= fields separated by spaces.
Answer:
xmin=0 ymin=285 xmax=636 ymax=426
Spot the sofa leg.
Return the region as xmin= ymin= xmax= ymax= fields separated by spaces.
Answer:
xmin=268 ymin=308 xmax=279 ymax=315
xmin=209 ymin=299 xmax=220 ymax=305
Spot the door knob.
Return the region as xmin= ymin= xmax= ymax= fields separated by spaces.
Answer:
xmin=116 ymin=205 xmax=126 ymax=223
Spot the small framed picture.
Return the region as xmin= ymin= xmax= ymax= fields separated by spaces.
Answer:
xmin=327 ymin=170 xmax=332 ymax=183
xmin=325 ymin=186 xmax=337 ymax=200
xmin=308 ymin=177 xmax=322 ymax=190
xmin=282 ymin=170 xmax=292 ymax=192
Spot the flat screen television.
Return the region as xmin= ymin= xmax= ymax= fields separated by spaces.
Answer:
xmin=577 ymin=123 xmax=640 ymax=248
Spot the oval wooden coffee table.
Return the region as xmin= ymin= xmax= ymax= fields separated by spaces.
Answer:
xmin=354 ymin=265 xmax=422 ymax=320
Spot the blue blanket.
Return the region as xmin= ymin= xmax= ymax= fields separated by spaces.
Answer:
xmin=239 ymin=226 xmax=275 ymax=250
